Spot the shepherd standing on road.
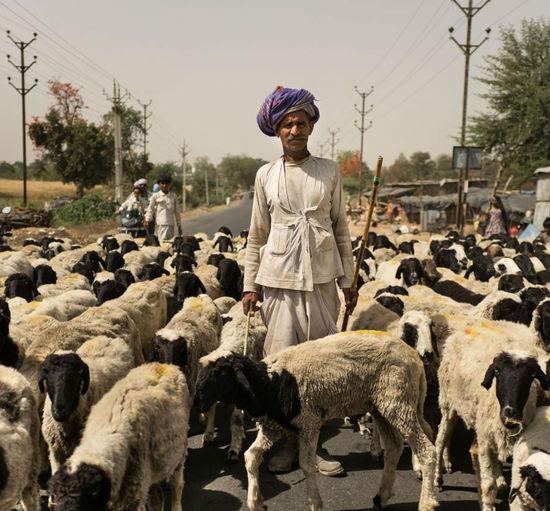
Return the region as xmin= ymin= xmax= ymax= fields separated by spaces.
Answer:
xmin=145 ymin=175 xmax=182 ymax=241
xmin=243 ymin=86 xmax=357 ymax=476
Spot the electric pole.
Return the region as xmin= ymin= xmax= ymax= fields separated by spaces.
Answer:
xmin=204 ymin=164 xmax=210 ymax=207
xmin=449 ymin=0 xmax=491 ymax=231
xmin=328 ymin=128 xmax=340 ymax=160
xmin=179 ymin=140 xmax=190 ymax=212
xmin=137 ymin=99 xmax=152 ymax=170
xmin=354 ymin=85 xmax=374 ymax=206
xmin=6 ymin=30 xmax=38 ymax=207
xmin=105 ymin=81 xmax=128 ymax=203
xmin=317 ymin=140 xmax=328 ymax=158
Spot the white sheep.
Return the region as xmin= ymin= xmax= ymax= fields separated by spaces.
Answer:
xmin=27 ymin=289 xmax=97 ymax=322
xmin=196 ymin=331 xmax=438 ymax=511
xmin=152 ymin=294 xmax=222 ymax=445
xmin=0 ymin=251 xmax=33 ymax=279
xmin=49 ymin=363 xmax=190 ymax=511
xmin=40 ymin=336 xmax=136 ymax=474
xmin=510 ymin=406 xmax=550 ymax=511
xmin=195 ymin=264 xmax=223 ymax=299
xmin=0 ymin=366 xmax=40 ymax=511
xmin=213 ymin=296 xmax=238 ymax=315
xmin=38 ymin=272 xmax=91 ymax=298
xmin=435 ymin=327 xmax=549 ymax=511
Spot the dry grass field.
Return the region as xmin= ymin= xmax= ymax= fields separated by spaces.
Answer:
xmin=0 ymin=179 xmax=77 ymax=208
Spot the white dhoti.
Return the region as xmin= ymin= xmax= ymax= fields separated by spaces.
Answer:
xmin=261 ymin=281 xmax=340 ymax=356
xmin=155 ymin=224 xmax=177 ymax=242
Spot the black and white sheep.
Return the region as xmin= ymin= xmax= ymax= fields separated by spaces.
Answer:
xmin=49 ymin=363 xmax=190 ymax=511
xmin=509 ymin=406 xmax=550 ymax=511
xmin=40 ymin=336 xmax=135 ymax=474
xmin=195 ymin=331 xmax=438 ymax=511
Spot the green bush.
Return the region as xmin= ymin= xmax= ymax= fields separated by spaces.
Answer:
xmin=55 ymin=192 xmax=116 ymax=225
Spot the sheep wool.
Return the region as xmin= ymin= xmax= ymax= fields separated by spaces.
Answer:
xmin=50 ymin=363 xmax=190 ymax=511
xmin=0 ymin=366 xmax=40 ymax=511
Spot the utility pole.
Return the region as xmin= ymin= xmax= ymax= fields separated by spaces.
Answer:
xmin=328 ymin=128 xmax=340 ymax=160
xmin=317 ymin=140 xmax=328 ymax=158
xmin=6 ymin=30 xmax=38 ymax=207
xmin=204 ymin=164 xmax=210 ymax=207
xmin=105 ymin=81 xmax=128 ymax=203
xmin=137 ymin=99 xmax=152 ymax=170
xmin=354 ymin=85 xmax=374 ymax=206
xmin=179 ymin=140 xmax=190 ymax=212
xmin=449 ymin=0 xmax=491 ymax=231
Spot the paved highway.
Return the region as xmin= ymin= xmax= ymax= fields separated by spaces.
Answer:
xmin=181 ymin=194 xmax=253 ymax=238
xmin=180 ymin=197 xmax=508 ymax=510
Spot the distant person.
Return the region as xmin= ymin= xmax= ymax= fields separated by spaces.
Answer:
xmin=386 ymin=200 xmax=394 ymax=222
xmin=117 ymin=186 xmax=148 ymax=216
xmin=484 ymin=196 xmax=508 ymax=238
xmin=144 ymin=175 xmax=182 ymax=241
xmin=152 ymin=183 xmax=160 ymax=193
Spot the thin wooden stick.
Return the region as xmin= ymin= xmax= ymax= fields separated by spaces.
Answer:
xmin=341 ymin=155 xmax=383 ymax=331
xmin=243 ymin=311 xmax=252 ymax=356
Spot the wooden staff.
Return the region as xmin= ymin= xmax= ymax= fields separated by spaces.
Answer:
xmin=243 ymin=310 xmax=252 ymax=356
xmin=341 ymin=155 xmax=383 ymax=331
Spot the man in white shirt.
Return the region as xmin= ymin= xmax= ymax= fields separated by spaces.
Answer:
xmin=243 ymin=86 xmax=357 ymax=475
xmin=144 ymin=175 xmax=182 ymax=241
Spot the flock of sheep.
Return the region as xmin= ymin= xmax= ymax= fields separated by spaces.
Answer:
xmin=0 ymin=225 xmax=549 ymax=511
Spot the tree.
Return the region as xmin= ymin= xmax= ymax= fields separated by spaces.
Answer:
xmin=190 ymin=157 xmax=218 ymax=206
xmin=218 ymin=154 xmax=266 ymax=196
xmin=409 ymin=151 xmax=435 ymax=181
xmin=387 ymin=153 xmax=413 ymax=182
xmin=337 ymin=150 xmax=361 ymax=177
xmin=469 ymin=19 xmax=550 ymax=185
xmin=29 ymin=86 xmax=112 ymax=198
xmin=434 ymin=154 xmax=453 ymax=179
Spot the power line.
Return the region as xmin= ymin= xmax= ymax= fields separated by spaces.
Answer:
xmin=354 ymin=85 xmax=374 ymax=206
xmin=328 ymin=128 xmax=340 ymax=160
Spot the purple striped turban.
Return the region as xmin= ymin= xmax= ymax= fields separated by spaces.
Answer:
xmin=256 ymin=86 xmax=320 ymax=137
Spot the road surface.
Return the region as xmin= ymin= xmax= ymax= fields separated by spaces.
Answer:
xmin=181 ymin=194 xmax=253 ymax=238
xmin=180 ymin=197 xmax=508 ymax=510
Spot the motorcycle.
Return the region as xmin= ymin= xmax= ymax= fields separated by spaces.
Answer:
xmin=119 ymin=207 xmax=146 ymax=238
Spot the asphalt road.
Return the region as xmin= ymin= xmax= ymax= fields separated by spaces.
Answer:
xmin=183 ymin=410 xmax=509 ymax=510
xmin=181 ymin=194 xmax=253 ymax=238
xmin=180 ymin=198 xmax=508 ymax=510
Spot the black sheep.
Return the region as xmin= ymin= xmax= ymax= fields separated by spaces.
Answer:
xmin=34 ymin=264 xmax=57 ymax=288
xmin=3 ymin=273 xmax=37 ymax=302
xmin=95 ymin=280 xmax=127 ymax=305
xmin=216 ymin=259 xmax=242 ymax=300
xmin=104 ymin=251 xmax=125 ymax=273
xmin=432 ymin=280 xmax=485 ymax=306
xmin=120 ymin=240 xmax=139 ymax=256
xmin=0 ymin=297 xmax=20 ymax=367
xmin=174 ymin=272 xmax=206 ymax=303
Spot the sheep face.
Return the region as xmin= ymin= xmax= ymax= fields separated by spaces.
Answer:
xmin=71 ymin=262 xmax=95 ymax=284
xmin=491 ymin=298 xmax=523 ymax=322
xmin=434 ymin=249 xmax=461 ymax=274
xmin=174 ymin=273 xmax=206 ymax=303
xmin=151 ymin=335 xmax=188 ymax=370
xmin=516 ymin=455 xmax=550 ymax=511
xmin=100 ymin=237 xmax=119 ymax=253
xmin=375 ymin=295 xmax=404 ymax=317
xmin=396 ymin=258 xmax=423 ymax=286
xmin=139 ymin=263 xmax=169 ymax=281
xmin=173 ymin=241 xmax=195 ymax=259
xmin=400 ymin=314 xmax=438 ymax=358
xmin=34 ymin=264 xmax=57 ymax=287
xmin=216 ymin=259 xmax=242 ymax=300
xmin=514 ymin=254 xmax=538 ymax=284
xmin=39 ymin=353 xmax=90 ymax=422
xmin=144 ymin=234 xmax=160 ymax=247
xmin=171 ymin=254 xmax=196 ymax=274
xmin=104 ymin=251 xmax=125 ymax=273
xmin=120 ymin=240 xmax=139 ymax=257
xmin=207 ymin=253 xmax=226 ymax=267
xmin=156 ymin=251 xmax=171 ymax=267
xmin=50 ymin=463 xmax=111 ymax=511
xmin=95 ymin=281 xmax=126 ymax=305
xmin=498 ymin=274 xmax=525 ymax=294
xmin=471 ymin=255 xmax=496 ymax=282
xmin=113 ymin=269 xmax=135 ymax=289
xmin=4 ymin=273 xmax=37 ymax=302
xmin=216 ymin=237 xmax=232 ymax=253
xmin=374 ymin=286 xmax=409 ymax=297
xmin=80 ymin=252 xmax=105 ymax=273
xmin=481 ymin=353 xmax=549 ymax=433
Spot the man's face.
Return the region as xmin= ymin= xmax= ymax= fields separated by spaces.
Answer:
xmin=277 ymin=110 xmax=314 ymax=156
xmin=133 ymin=189 xmax=141 ymax=198
xmin=160 ymin=182 xmax=170 ymax=193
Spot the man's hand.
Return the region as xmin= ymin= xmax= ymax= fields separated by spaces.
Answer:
xmin=342 ymin=287 xmax=358 ymax=315
xmin=144 ymin=220 xmax=149 ymax=228
xmin=243 ymin=292 xmax=260 ymax=314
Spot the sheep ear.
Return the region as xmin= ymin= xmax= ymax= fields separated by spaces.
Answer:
xmin=481 ymin=364 xmax=496 ymax=390
xmin=464 ymin=266 xmax=473 ymax=278
xmin=429 ymin=323 xmax=440 ymax=358
xmin=395 ymin=265 xmax=403 ymax=279
xmin=80 ymin=363 xmax=90 ymax=395
xmin=199 ymin=281 xmax=207 ymax=294
xmin=38 ymin=365 xmax=48 ymax=394
xmin=162 ymin=269 xmax=170 ymax=276
xmin=234 ymin=365 xmax=256 ymax=403
xmin=170 ymin=259 xmax=177 ymax=268
xmin=533 ymin=364 xmax=549 ymax=391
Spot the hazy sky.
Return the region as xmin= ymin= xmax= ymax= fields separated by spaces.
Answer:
xmin=0 ymin=0 xmax=548 ymax=170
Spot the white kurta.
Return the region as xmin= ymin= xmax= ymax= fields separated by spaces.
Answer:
xmin=145 ymin=191 xmax=182 ymax=241
xmin=244 ymin=155 xmax=353 ymax=355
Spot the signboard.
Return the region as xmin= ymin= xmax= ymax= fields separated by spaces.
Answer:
xmin=452 ymin=146 xmax=482 ymax=170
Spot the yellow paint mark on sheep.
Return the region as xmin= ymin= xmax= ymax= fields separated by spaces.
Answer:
xmin=347 ymin=329 xmax=388 ymax=336
xmin=479 ymin=322 xmax=505 ymax=334
xmin=464 ymin=327 xmax=480 ymax=337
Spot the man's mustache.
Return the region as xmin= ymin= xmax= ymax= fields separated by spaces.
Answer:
xmin=287 ymin=136 xmax=306 ymax=141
